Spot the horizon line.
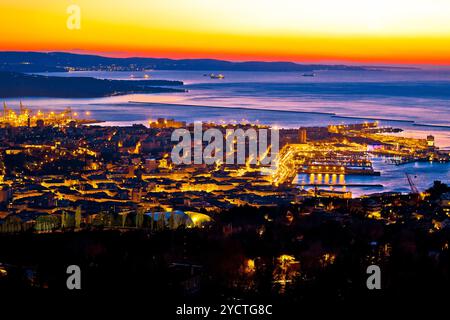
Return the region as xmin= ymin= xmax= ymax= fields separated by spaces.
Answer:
xmin=2 ymin=49 xmax=449 ymax=69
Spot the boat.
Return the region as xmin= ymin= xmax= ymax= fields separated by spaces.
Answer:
xmin=302 ymin=72 xmax=315 ymax=77
xmin=210 ymin=73 xmax=225 ymax=79
xmin=130 ymin=74 xmax=151 ymax=79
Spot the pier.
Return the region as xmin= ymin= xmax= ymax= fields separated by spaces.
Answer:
xmin=272 ymin=143 xmax=376 ymax=185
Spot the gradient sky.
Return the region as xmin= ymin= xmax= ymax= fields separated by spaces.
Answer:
xmin=1 ymin=0 xmax=450 ymax=64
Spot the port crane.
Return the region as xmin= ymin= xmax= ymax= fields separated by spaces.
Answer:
xmin=405 ymin=173 xmax=419 ymax=194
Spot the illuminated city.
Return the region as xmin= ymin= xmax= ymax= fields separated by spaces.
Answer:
xmin=1 ymin=0 xmax=450 ymax=313
xmin=1 ymin=102 xmax=96 ymax=127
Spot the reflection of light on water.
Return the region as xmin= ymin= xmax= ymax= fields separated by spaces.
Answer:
xmin=317 ymin=173 xmax=323 ymax=184
xmin=297 ymin=157 xmax=450 ymax=197
xmin=331 ymin=174 xmax=337 ymax=184
xmin=301 ymin=173 xmax=346 ymax=186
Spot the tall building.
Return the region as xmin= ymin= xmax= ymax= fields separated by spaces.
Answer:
xmin=298 ymin=128 xmax=307 ymax=144
xmin=2 ymin=102 xmax=8 ymax=121
xmin=427 ymin=135 xmax=435 ymax=148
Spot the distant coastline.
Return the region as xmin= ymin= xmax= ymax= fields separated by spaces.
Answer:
xmin=0 ymin=51 xmax=416 ymax=73
xmin=0 ymin=71 xmax=185 ymax=98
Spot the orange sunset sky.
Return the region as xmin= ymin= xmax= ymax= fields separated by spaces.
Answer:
xmin=1 ymin=0 xmax=450 ymax=64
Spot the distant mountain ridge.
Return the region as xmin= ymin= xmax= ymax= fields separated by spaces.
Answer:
xmin=0 ymin=51 xmax=389 ymax=73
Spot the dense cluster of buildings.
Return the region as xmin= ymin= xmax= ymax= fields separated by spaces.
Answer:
xmin=0 ymin=111 xmax=448 ymax=234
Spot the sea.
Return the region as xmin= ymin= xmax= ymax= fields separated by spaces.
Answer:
xmin=4 ymin=68 xmax=450 ymax=196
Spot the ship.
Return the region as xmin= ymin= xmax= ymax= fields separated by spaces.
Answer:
xmin=210 ymin=73 xmax=225 ymax=79
xmin=302 ymin=72 xmax=315 ymax=77
xmin=130 ymin=74 xmax=151 ymax=79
